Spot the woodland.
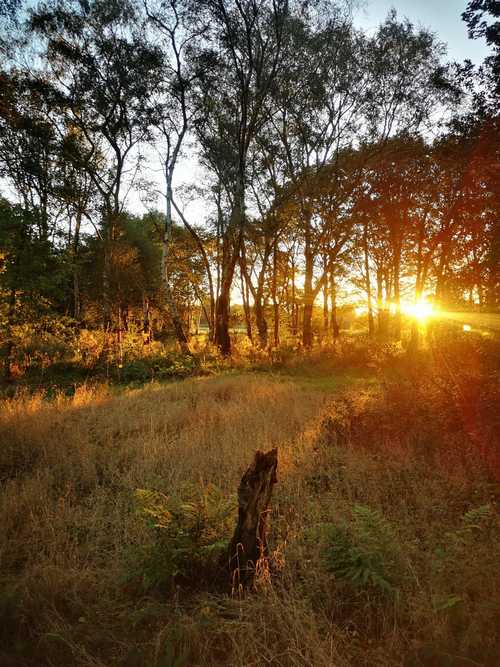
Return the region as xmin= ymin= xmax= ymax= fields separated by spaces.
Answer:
xmin=0 ymin=1 xmax=499 ymax=666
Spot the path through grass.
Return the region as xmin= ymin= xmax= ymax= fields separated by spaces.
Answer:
xmin=1 ymin=360 xmax=498 ymax=666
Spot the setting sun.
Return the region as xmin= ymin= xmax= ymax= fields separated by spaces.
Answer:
xmin=403 ymin=300 xmax=435 ymax=321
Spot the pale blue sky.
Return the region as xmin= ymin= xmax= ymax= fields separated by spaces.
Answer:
xmin=354 ymin=0 xmax=491 ymax=64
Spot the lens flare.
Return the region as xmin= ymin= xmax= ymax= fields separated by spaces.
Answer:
xmin=400 ymin=300 xmax=435 ymax=321
xmin=408 ymin=301 xmax=434 ymax=320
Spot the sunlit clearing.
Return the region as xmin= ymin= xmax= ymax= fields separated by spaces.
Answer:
xmin=463 ymin=324 xmax=472 ymax=332
xmin=355 ymin=306 xmax=367 ymax=317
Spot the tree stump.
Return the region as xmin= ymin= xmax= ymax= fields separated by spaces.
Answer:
xmin=228 ymin=448 xmax=278 ymax=592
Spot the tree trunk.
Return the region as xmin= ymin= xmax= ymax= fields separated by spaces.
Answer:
xmin=215 ymin=288 xmax=231 ymax=356
xmin=215 ymin=233 xmax=240 ymax=356
xmin=330 ymin=270 xmax=340 ymax=339
xmin=393 ymin=248 xmax=402 ymax=340
xmin=302 ymin=221 xmax=314 ymax=348
xmin=164 ymin=171 xmax=190 ymax=354
xmin=3 ymin=288 xmax=16 ymax=381
xmin=142 ymin=294 xmax=151 ymax=344
xmin=323 ymin=255 xmax=329 ymax=336
xmin=376 ymin=269 xmax=388 ymax=336
xmin=364 ymin=222 xmax=375 ymax=337
xmin=102 ymin=236 xmax=112 ymax=331
xmin=73 ymin=210 xmax=82 ymax=321
xmin=240 ymin=241 xmax=271 ymax=348
xmin=435 ymin=241 xmax=452 ymax=307
xmin=215 ymin=177 xmax=245 ymax=356
xmin=240 ymin=266 xmax=253 ymax=343
xmin=272 ymin=239 xmax=279 ymax=348
xmin=171 ymin=197 xmax=215 ymax=341
xmin=228 ymin=448 xmax=278 ymax=592
xmin=254 ymin=297 xmax=268 ymax=347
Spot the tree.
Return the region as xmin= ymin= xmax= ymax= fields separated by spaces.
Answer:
xmin=0 ymin=198 xmax=67 ymax=378
xmin=29 ymin=0 xmax=164 ymax=330
xmin=463 ymin=0 xmax=500 ymax=87
xmin=192 ymin=0 xmax=289 ymax=355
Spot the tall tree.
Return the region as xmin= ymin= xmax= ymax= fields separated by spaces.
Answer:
xmin=29 ymin=0 xmax=163 ymax=330
xmin=192 ymin=0 xmax=289 ymax=355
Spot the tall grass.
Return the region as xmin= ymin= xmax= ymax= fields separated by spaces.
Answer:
xmin=1 ymin=342 xmax=499 ymax=666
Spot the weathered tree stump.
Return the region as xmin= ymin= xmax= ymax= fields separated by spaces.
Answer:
xmin=228 ymin=448 xmax=278 ymax=592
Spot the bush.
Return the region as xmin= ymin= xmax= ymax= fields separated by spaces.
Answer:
xmin=128 ymin=484 xmax=236 ymax=591
xmin=119 ymin=352 xmax=199 ymax=383
xmin=316 ymin=505 xmax=401 ymax=594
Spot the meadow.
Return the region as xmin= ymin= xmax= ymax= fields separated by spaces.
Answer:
xmin=1 ymin=331 xmax=499 ymax=667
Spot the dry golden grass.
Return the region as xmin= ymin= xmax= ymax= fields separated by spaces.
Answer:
xmin=0 ymin=363 xmax=499 ymax=666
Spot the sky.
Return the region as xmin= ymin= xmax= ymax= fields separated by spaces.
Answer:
xmin=353 ymin=0 xmax=490 ymax=64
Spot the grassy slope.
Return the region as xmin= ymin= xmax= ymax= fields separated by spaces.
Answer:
xmin=1 ymin=343 xmax=499 ymax=666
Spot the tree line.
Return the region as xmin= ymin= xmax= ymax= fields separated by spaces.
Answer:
xmin=0 ymin=0 xmax=498 ymax=361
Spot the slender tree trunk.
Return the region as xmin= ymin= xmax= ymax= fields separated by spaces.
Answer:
xmin=435 ymin=245 xmax=449 ymax=305
xmin=122 ymin=304 xmax=129 ymax=332
xmin=376 ymin=268 xmax=389 ymax=336
xmin=364 ymin=222 xmax=375 ymax=337
xmin=73 ymin=271 xmax=81 ymax=322
xmin=385 ymin=271 xmax=392 ymax=306
xmin=3 ymin=288 xmax=16 ymax=381
xmin=410 ymin=277 xmax=423 ymax=351
xmin=272 ymin=239 xmax=279 ymax=348
xmin=240 ymin=241 xmax=271 ymax=348
xmin=302 ymin=219 xmax=314 ymax=348
xmin=102 ymin=230 xmax=112 ymax=331
xmin=117 ymin=303 xmax=124 ymax=377
xmin=240 ymin=266 xmax=253 ymax=342
xmin=393 ymin=245 xmax=402 ymax=340
xmin=322 ymin=255 xmax=329 ymax=336
xmin=215 ymin=177 xmax=245 ymax=356
xmin=73 ymin=210 xmax=82 ymax=321
xmin=330 ymin=270 xmax=339 ymax=339
xmin=164 ymin=171 xmax=190 ymax=354
xmin=171 ymin=198 xmax=215 ymax=342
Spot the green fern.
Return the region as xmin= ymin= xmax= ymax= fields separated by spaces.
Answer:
xmin=462 ymin=504 xmax=492 ymax=531
xmin=130 ymin=484 xmax=236 ymax=591
xmin=443 ymin=504 xmax=493 ymax=548
xmin=322 ymin=505 xmax=399 ymax=594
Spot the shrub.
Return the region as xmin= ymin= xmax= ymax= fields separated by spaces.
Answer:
xmin=318 ymin=505 xmax=400 ymax=594
xmin=128 ymin=484 xmax=236 ymax=591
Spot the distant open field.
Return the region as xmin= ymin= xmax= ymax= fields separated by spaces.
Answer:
xmin=1 ymin=336 xmax=499 ymax=666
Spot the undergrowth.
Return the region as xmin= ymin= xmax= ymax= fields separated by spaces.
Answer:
xmin=0 ymin=336 xmax=499 ymax=666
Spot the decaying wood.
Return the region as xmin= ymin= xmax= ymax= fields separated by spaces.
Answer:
xmin=228 ymin=448 xmax=278 ymax=591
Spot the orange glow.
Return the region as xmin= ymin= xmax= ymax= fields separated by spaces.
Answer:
xmin=403 ymin=300 xmax=435 ymax=321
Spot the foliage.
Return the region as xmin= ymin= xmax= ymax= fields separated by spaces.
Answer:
xmin=317 ymin=505 xmax=400 ymax=594
xmin=120 ymin=352 xmax=198 ymax=383
xmin=130 ymin=484 xmax=236 ymax=591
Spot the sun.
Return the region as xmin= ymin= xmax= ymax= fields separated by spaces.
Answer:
xmin=404 ymin=300 xmax=435 ymax=321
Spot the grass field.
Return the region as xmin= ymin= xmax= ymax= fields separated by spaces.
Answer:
xmin=1 ymin=335 xmax=499 ymax=666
